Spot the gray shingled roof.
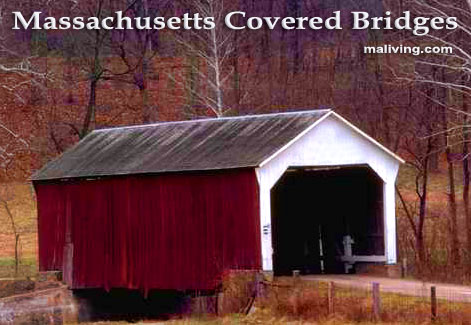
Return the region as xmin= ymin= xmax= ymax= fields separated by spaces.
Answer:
xmin=32 ymin=110 xmax=331 ymax=181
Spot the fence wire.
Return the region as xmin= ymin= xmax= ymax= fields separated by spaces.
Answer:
xmin=259 ymin=276 xmax=471 ymax=323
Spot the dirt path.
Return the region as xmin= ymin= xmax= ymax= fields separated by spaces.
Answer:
xmin=303 ymin=275 xmax=471 ymax=303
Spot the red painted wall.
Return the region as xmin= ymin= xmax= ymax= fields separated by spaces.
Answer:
xmin=34 ymin=170 xmax=261 ymax=293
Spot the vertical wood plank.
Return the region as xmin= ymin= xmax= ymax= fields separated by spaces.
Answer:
xmin=372 ymin=282 xmax=381 ymax=322
xmin=291 ymin=270 xmax=300 ymax=315
xmin=431 ymin=286 xmax=437 ymax=321
xmin=255 ymin=272 xmax=265 ymax=298
xmin=62 ymin=243 xmax=73 ymax=287
xmin=328 ymin=281 xmax=335 ymax=315
xmin=401 ymin=258 xmax=408 ymax=278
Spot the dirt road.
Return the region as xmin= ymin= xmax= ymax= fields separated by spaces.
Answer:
xmin=303 ymin=275 xmax=471 ymax=303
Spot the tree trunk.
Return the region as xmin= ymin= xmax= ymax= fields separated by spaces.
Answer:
xmin=439 ymin=74 xmax=460 ymax=266
xmin=463 ymin=94 xmax=471 ymax=261
xmin=445 ymin=146 xmax=459 ymax=266
xmin=141 ymin=58 xmax=151 ymax=123
xmin=417 ymin=143 xmax=431 ymax=265
xmin=210 ymin=25 xmax=223 ymax=117
xmin=81 ymin=29 xmax=101 ymax=138
xmin=2 ymin=200 xmax=20 ymax=276
xmin=82 ymin=77 xmax=97 ymax=138
xmin=141 ymin=0 xmax=153 ymax=123
xmin=14 ymin=234 xmax=19 ymax=275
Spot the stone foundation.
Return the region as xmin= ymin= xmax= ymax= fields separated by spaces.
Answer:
xmin=0 ymin=287 xmax=225 ymax=324
xmin=0 ymin=285 xmax=77 ymax=324
xmin=0 ymin=271 xmax=259 ymax=323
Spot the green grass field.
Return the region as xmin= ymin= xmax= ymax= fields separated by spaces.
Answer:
xmin=0 ymin=182 xmax=37 ymax=278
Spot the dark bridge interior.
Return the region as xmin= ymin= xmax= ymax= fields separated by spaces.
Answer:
xmin=270 ymin=166 xmax=384 ymax=276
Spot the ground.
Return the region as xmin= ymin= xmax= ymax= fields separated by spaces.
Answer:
xmin=303 ymin=274 xmax=471 ymax=302
xmin=1 ymin=271 xmax=471 ymax=323
xmin=0 ymin=182 xmax=37 ymax=278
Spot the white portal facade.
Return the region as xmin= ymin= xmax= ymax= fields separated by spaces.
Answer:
xmin=255 ymin=112 xmax=403 ymax=271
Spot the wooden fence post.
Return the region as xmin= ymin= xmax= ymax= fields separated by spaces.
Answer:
xmin=255 ymin=272 xmax=265 ymax=298
xmin=328 ymin=281 xmax=335 ymax=315
xmin=431 ymin=286 xmax=437 ymax=321
xmin=401 ymin=258 xmax=408 ymax=278
xmin=372 ymin=282 xmax=381 ymax=322
xmin=292 ymin=270 xmax=300 ymax=315
xmin=216 ymin=292 xmax=224 ymax=315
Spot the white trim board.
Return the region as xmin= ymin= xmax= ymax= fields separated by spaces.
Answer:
xmin=330 ymin=112 xmax=405 ymax=164
xmin=259 ymin=111 xmax=334 ymax=168
xmin=259 ymin=111 xmax=405 ymax=169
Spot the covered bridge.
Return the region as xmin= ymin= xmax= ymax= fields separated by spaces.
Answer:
xmin=32 ymin=109 xmax=404 ymax=293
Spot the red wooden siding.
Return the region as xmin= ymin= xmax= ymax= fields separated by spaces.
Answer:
xmin=34 ymin=170 xmax=261 ymax=293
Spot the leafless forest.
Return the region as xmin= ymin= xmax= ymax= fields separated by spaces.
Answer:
xmin=0 ymin=0 xmax=470 ymax=282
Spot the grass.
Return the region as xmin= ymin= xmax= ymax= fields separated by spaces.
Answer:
xmin=74 ymin=318 xmax=311 ymax=325
xmin=0 ymin=182 xmax=37 ymax=279
xmin=72 ymin=288 xmax=471 ymax=324
xmin=256 ymin=278 xmax=471 ymax=324
xmin=0 ymin=256 xmax=36 ymax=266
xmin=0 ymin=256 xmax=37 ymax=279
xmin=395 ymin=162 xmax=471 ymax=283
xmin=0 ymin=182 xmax=37 ymax=263
xmin=3 ymin=270 xmax=470 ymax=324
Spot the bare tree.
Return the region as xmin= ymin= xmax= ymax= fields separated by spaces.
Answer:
xmin=400 ymin=0 xmax=471 ymax=98
xmin=112 ymin=0 xmax=172 ymax=123
xmin=395 ymin=87 xmax=442 ymax=266
xmin=0 ymin=192 xmax=20 ymax=275
xmin=0 ymin=123 xmax=29 ymax=276
xmin=389 ymin=0 xmax=471 ymax=270
xmin=0 ymin=0 xmax=49 ymax=274
xmin=59 ymin=0 xmax=141 ymax=138
xmin=0 ymin=0 xmax=55 ymax=103
xmin=173 ymin=0 xmax=237 ymax=118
